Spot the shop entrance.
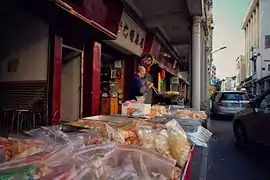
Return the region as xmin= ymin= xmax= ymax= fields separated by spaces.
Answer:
xmin=60 ymin=44 xmax=83 ymax=121
xmin=0 ymin=3 xmax=49 ymax=133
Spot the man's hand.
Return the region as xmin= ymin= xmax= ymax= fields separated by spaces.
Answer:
xmin=147 ymin=82 xmax=154 ymax=88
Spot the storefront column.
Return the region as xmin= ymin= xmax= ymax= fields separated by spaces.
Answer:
xmin=205 ymin=48 xmax=209 ymax=100
xmin=48 ymin=34 xmax=62 ymax=125
xmin=83 ymin=42 xmax=101 ymax=117
xmin=200 ymin=27 xmax=206 ymax=102
xmin=192 ymin=16 xmax=201 ymax=110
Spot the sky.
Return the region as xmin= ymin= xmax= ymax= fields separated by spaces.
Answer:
xmin=213 ymin=0 xmax=250 ymax=79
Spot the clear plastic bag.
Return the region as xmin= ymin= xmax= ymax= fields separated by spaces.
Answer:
xmin=173 ymin=118 xmax=202 ymax=133
xmin=0 ymin=162 xmax=42 ymax=180
xmin=73 ymin=142 xmax=115 ymax=164
xmin=186 ymin=126 xmax=212 ymax=147
xmin=136 ymin=125 xmax=155 ymax=150
xmin=39 ymin=163 xmax=77 ymax=180
xmin=2 ymin=136 xmax=45 ymax=161
xmin=154 ymin=129 xmax=171 ymax=158
xmin=166 ymin=119 xmax=191 ymax=167
xmin=105 ymin=124 xmax=125 ymax=144
xmin=95 ymin=144 xmax=177 ymax=180
xmin=25 ymin=126 xmax=70 ymax=144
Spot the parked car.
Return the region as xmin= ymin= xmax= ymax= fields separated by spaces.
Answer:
xmin=211 ymin=91 xmax=250 ymax=117
xmin=233 ymin=89 xmax=270 ymax=148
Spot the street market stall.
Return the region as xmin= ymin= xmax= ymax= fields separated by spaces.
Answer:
xmin=0 ymin=105 xmax=211 ymax=179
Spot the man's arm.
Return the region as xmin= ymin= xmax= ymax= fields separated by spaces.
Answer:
xmin=140 ymin=82 xmax=153 ymax=94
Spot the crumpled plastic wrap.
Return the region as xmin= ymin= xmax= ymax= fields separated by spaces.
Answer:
xmin=91 ymin=144 xmax=178 ymax=180
xmin=186 ymin=126 xmax=212 ymax=148
xmin=166 ymin=119 xmax=191 ymax=167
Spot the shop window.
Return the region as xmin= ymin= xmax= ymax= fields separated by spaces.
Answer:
xmin=265 ymin=35 xmax=270 ymax=49
xmin=268 ymin=64 xmax=270 ymax=72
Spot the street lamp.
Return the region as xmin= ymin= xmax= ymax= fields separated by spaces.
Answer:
xmin=210 ymin=46 xmax=227 ymax=55
xmin=208 ymin=45 xmax=227 ymax=70
xmin=208 ymin=46 xmax=227 ymax=94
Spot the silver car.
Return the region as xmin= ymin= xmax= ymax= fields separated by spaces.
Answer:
xmin=211 ymin=91 xmax=250 ymax=117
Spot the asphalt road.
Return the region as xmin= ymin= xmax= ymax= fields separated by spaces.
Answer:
xmin=206 ymin=118 xmax=270 ymax=180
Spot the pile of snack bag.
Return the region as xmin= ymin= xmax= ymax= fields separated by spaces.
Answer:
xmin=0 ymin=114 xmax=212 ymax=180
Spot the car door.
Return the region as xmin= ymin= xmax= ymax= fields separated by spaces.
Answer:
xmin=253 ymin=92 xmax=270 ymax=145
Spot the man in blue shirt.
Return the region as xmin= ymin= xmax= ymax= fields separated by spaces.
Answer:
xmin=128 ymin=66 xmax=153 ymax=101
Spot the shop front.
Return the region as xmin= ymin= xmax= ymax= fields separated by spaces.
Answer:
xmin=141 ymin=32 xmax=185 ymax=105
xmin=0 ymin=2 xmax=51 ymax=134
xmin=100 ymin=11 xmax=146 ymax=115
xmin=0 ymin=0 xmax=123 ymax=131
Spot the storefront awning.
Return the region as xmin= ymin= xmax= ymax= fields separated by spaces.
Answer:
xmin=10 ymin=0 xmax=119 ymax=41
xmin=153 ymin=60 xmax=176 ymax=76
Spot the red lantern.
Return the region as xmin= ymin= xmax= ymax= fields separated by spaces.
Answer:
xmin=160 ymin=69 xmax=166 ymax=79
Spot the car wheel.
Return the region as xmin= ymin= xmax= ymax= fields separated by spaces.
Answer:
xmin=233 ymin=122 xmax=248 ymax=149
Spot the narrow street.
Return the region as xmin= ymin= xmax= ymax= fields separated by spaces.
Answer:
xmin=206 ymin=119 xmax=270 ymax=180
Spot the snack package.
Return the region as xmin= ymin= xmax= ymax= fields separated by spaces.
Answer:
xmin=186 ymin=126 xmax=212 ymax=147
xmin=136 ymin=125 xmax=155 ymax=150
xmin=0 ymin=163 xmax=41 ymax=180
xmin=39 ymin=163 xmax=77 ymax=180
xmin=73 ymin=142 xmax=115 ymax=165
xmin=0 ymin=136 xmax=45 ymax=162
xmin=25 ymin=126 xmax=70 ymax=145
xmin=105 ymin=124 xmax=125 ymax=144
xmin=166 ymin=120 xmax=191 ymax=167
xmin=44 ymin=142 xmax=77 ymax=167
xmin=96 ymin=145 xmax=177 ymax=180
xmin=154 ymin=129 xmax=171 ymax=158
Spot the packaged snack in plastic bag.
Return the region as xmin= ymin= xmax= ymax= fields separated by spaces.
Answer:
xmin=39 ymin=163 xmax=77 ymax=180
xmin=154 ymin=129 xmax=171 ymax=158
xmin=166 ymin=119 xmax=191 ymax=167
xmin=105 ymin=124 xmax=125 ymax=144
xmin=25 ymin=126 xmax=70 ymax=144
xmin=136 ymin=125 xmax=155 ymax=150
xmin=0 ymin=136 xmax=45 ymax=161
xmin=186 ymin=126 xmax=212 ymax=147
xmin=0 ymin=162 xmax=41 ymax=180
xmin=96 ymin=144 xmax=177 ymax=180
xmin=73 ymin=142 xmax=115 ymax=164
xmin=44 ymin=142 xmax=77 ymax=167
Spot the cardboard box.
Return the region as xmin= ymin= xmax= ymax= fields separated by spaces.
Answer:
xmin=122 ymin=103 xmax=151 ymax=116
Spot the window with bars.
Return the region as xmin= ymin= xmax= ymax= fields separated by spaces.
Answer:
xmin=265 ymin=35 xmax=270 ymax=49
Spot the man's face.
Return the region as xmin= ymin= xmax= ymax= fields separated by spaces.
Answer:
xmin=140 ymin=69 xmax=146 ymax=77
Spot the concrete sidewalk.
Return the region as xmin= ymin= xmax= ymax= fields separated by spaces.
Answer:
xmin=190 ymin=119 xmax=210 ymax=180
xmin=190 ymin=146 xmax=209 ymax=180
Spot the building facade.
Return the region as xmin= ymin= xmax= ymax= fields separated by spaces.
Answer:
xmin=242 ymin=0 xmax=270 ymax=95
xmin=221 ymin=76 xmax=237 ymax=91
xmin=236 ymin=55 xmax=246 ymax=88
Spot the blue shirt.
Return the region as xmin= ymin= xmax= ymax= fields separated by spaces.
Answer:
xmin=128 ymin=74 xmax=143 ymax=100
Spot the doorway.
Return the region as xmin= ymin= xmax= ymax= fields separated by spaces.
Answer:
xmin=60 ymin=44 xmax=83 ymax=121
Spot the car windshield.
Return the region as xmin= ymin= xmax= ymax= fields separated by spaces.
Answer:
xmin=221 ymin=92 xmax=249 ymax=101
